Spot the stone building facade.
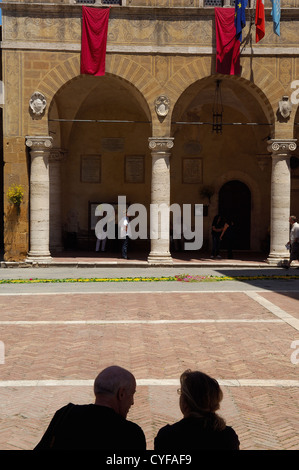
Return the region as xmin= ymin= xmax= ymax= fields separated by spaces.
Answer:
xmin=1 ymin=0 xmax=299 ymax=264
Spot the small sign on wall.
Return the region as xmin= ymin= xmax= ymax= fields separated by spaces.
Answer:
xmin=81 ymin=155 xmax=101 ymax=183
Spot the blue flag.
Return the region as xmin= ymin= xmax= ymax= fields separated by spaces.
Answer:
xmin=271 ymin=0 xmax=281 ymax=36
xmin=235 ymin=0 xmax=248 ymax=42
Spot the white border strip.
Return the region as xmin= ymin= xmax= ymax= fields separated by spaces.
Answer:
xmin=1 ymin=290 xmax=299 ymax=296
xmin=0 ymin=319 xmax=283 ymax=325
xmin=246 ymin=292 xmax=299 ymax=331
xmin=0 ymin=379 xmax=298 ymax=387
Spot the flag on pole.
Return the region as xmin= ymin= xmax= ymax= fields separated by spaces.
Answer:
xmin=271 ymin=0 xmax=281 ymax=36
xmin=80 ymin=6 xmax=110 ymax=76
xmin=215 ymin=8 xmax=240 ymax=76
xmin=235 ymin=0 xmax=248 ymax=42
xmin=255 ymin=0 xmax=265 ymax=43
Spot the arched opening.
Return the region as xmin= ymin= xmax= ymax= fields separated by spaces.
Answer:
xmin=48 ymin=74 xmax=152 ymax=256
xmin=218 ymin=180 xmax=251 ymax=250
xmin=170 ymin=75 xmax=272 ymax=255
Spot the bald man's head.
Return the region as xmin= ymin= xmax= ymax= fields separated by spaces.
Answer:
xmin=94 ymin=366 xmax=136 ymax=418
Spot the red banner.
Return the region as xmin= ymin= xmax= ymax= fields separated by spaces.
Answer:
xmin=215 ymin=8 xmax=240 ymax=76
xmin=80 ymin=6 xmax=110 ymax=76
xmin=255 ymin=0 xmax=265 ymax=43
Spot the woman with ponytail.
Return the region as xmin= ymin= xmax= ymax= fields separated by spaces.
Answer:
xmin=154 ymin=370 xmax=240 ymax=450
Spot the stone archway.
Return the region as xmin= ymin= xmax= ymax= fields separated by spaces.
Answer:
xmin=47 ymin=74 xmax=152 ymax=255
xmin=170 ymin=75 xmax=270 ymax=254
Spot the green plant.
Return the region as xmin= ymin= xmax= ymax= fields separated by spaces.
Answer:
xmin=7 ymin=184 xmax=24 ymax=207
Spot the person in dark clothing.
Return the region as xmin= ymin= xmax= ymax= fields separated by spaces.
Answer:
xmin=154 ymin=369 xmax=240 ymax=451
xmin=220 ymin=218 xmax=235 ymax=259
xmin=211 ymin=215 xmax=224 ymax=258
xmin=34 ymin=365 xmax=146 ymax=450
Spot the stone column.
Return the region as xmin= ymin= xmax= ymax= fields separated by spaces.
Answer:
xmin=267 ymin=139 xmax=297 ymax=265
xmin=25 ymin=136 xmax=53 ymax=262
xmin=49 ymin=149 xmax=67 ymax=253
xmin=147 ymin=137 xmax=174 ymax=264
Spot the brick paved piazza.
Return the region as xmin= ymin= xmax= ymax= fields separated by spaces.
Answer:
xmin=0 ymin=266 xmax=298 ymax=451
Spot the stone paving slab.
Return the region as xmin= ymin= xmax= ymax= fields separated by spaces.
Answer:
xmin=0 ymin=292 xmax=276 ymax=321
xmin=0 ymin=290 xmax=298 ymax=451
xmin=0 ymin=385 xmax=298 ymax=451
xmin=0 ymin=322 xmax=297 ymax=380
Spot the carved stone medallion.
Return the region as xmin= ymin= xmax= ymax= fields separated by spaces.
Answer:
xmin=154 ymin=95 xmax=170 ymax=117
xmin=278 ymin=96 xmax=292 ymax=119
xmin=29 ymin=91 xmax=47 ymax=117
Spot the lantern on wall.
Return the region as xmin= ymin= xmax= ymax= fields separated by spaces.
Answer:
xmin=212 ymin=80 xmax=223 ymax=134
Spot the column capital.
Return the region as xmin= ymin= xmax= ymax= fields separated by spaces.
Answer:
xmin=267 ymin=139 xmax=297 ymax=155
xmin=25 ymin=135 xmax=53 ymax=150
xmin=148 ymin=137 xmax=174 ymax=152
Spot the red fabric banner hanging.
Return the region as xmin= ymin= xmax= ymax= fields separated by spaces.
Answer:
xmin=255 ymin=0 xmax=265 ymax=43
xmin=80 ymin=6 xmax=110 ymax=76
xmin=215 ymin=8 xmax=240 ymax=76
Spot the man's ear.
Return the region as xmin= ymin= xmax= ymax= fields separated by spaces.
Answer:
xmin=117 ymin=387 xmax=125 ymax=401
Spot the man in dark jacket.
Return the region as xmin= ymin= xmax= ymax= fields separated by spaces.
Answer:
xmin=34 ymin=365 xmax=146 ymax=450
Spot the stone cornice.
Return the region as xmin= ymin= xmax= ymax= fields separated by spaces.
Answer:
xmin=2 ymin=3 xmax=299 ymax=20
xmin=3 ymin=40 xmax=299 ymax=57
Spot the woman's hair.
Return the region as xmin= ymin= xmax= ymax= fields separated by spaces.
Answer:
xmin=179 ymin=369 xmax=226 ymax=431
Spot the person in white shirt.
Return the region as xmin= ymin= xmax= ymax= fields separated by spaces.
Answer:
xmin=119 ymin=211 xmax=131 ymax=259
xmin=284 ymin=215 xmax=299 ymax=268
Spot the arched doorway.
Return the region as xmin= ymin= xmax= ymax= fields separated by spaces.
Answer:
xmin=218 ymin=180 xmax=251 ymax=250
xmin=170 ymin=75 xmax=272 ymax=254
xmin=48 ymin=74 xmax=152 ymax=255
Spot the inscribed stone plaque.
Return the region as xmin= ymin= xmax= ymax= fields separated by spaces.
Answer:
xmin=182 ymin=158 xmax=202 ymax=184
xmin=102 ymin=138 xmax=124 ymax=152
xmin=125 ymin=155 xmax=145 ymax=183
xmin=81 ymin=155 xmax=101 ymax=183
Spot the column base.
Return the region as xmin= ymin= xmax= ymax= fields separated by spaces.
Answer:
xmin=26 ymin=251 xmax=52 ymax=264
xmin=267 ymin=252 xmax=289 ymax=266
xmin=147 ymin=251 xmax=173 ymax=265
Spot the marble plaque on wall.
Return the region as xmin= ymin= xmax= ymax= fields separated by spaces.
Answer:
xmin=125 ymin=155 xmax=145 ymax=183
xmin=182 ymin=158 xmax=202 ymax=184
xmin=102 ymin=138 xmax=124 ymax=152
xmin=81 ymin=155 xmax=101 ymax=183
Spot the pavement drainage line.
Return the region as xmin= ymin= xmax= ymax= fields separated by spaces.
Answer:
xmin=245 ymin=291 xmax=299 ymax=332
xmin=0 ymin=379 xmax=298 ymax=387
xmin=0 ymin=319 xmax=284 ymax=325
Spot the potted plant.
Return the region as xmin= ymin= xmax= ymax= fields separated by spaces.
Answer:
xmin=7 ymin=184 xmax=24 ymax=213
